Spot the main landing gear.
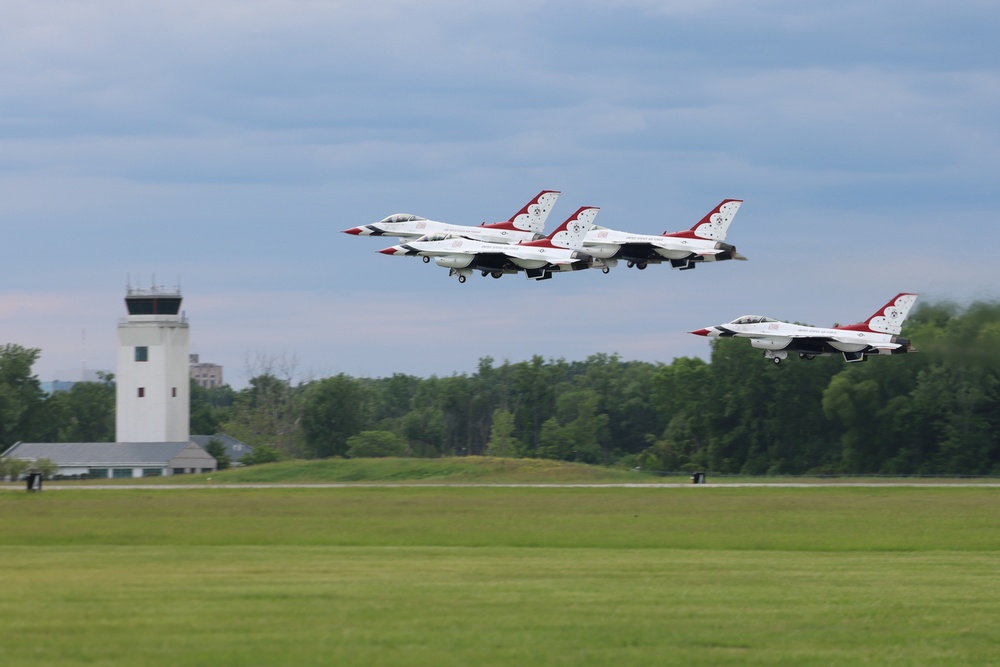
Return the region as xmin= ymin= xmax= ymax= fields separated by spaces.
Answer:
xmin=763 ymin=350 xmax=788 ymax=365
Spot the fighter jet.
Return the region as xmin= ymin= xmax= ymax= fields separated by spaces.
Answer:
xmin=343 ymin=190 xmax=560 ymax=244
xmin=582 ymin=199 xmax=745 ymax=271
xmin=378 ymin=206 xmax=600 ymax=282
xmin=690 ymin=293 xmax=919 ymax=364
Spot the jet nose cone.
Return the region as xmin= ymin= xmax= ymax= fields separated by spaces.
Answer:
xmin=342 ymin=227 xmax=363 ymax=235
xmin=689 ymin=328 xmax=711 ymax=337
xmin=377 ymin=247 xmax=401 ymax=255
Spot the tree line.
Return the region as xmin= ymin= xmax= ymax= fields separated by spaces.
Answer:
xmin=1 ymin=300 xmax=998 ymax=475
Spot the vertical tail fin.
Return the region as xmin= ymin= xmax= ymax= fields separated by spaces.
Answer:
xmin=840 ymin=293 xmax=919 ymax=335
xmin=482 ymin=190 xmax=561 ymax=233
xmin=522 ymin=206 xmax=599 ymax=250
xmin=672 ymin=199 xmax=743 ymax=241
xmin=511 ymin=190 xmax=560 ymax=232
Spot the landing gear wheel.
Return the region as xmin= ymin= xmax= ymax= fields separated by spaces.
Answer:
xmin=626 ymin=261 xmax=635 ymax=268
xmin=799 ymin=353 xmax=815 ymax=361
xmin=481 ymin=271 xmax=488 ymax=277
xmin=772 ymin=357 xmax=782 ymax=365
xmin=458 ymin=275 xmax=467 ymax=284
xmin=602 ymin=267 xmax=610 ymax=274
xmin=491 ymin=272 xmax=502 ymax=279
xmin=637 ymin=262 xmax=647 ymax=270
xmin=422 ymin=256 xmax=430 ymax=263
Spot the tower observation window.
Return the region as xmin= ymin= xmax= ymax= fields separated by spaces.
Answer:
xmin=125 ymin=296 xmax=182 ymax=315
xmin=135 ymin=346 xmax=148 ymax=362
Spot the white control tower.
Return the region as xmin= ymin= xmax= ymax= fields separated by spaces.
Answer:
xmin=116 ymin=285 xmax=190 ymax=442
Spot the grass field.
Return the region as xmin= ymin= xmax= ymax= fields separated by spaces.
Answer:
xmin=1 ymin=485 xmax=998 ymax=665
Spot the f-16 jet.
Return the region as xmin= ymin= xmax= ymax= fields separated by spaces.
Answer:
xmin=690 ymin=293 xmax=919 ymax=364
xmin=378 ymin=206 xmax=600 ymax=282
xmin=583 ymin=199 xmax=745 ymax=271
xmin=343 ymin=190 xmax=560 ymax=244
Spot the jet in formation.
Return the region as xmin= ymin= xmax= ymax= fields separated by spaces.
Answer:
xmin=690 ymin=293 xmax=919 ymax=364
xmin=378 ymin=206 xmax=600 ymax=282
xmin=583 ymin=199 xmax=745 ymax=271
xmin=342 ymin=190 xmax=561 ymax=244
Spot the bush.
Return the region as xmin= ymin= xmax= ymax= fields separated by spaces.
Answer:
xmin=345 ymin=431 xmax=408 ymax=458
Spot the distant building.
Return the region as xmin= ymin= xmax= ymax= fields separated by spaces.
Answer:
xmin=189 ymin=354 xmax=224 ymax=389
xmin=190 ymin=434 xmax=254 ymax=465
xmin=41 ymin=380 xmax=81 ymax=394
xmin=42 ymin=369 xmax=112 ymax=394
xmin=2 ymin=441 xmax=216 ymax=479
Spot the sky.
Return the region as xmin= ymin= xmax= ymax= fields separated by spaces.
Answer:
xmin=2 ymin=0 xmax=999 ymax=388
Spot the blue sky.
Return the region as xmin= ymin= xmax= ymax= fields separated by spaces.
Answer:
xmin=3 ymin=0 xmax=998 ymax=387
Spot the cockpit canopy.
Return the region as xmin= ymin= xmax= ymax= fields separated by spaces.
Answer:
xmin=731 ymin=315 xmax=778 ymax=325
xmin=414 ymin=233 xmax=457 ymax=243
xmin=380 ymin=214 xmax=426 ymax=223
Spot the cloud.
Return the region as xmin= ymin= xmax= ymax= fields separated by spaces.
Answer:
xmin=1 ymin=0 xmax=999 ymax=387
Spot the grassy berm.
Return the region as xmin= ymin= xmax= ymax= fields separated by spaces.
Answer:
xmin=1 ymin=460 xmax=997 ymax=666
xmin=159 ymin=456 xmax=660 ymax=483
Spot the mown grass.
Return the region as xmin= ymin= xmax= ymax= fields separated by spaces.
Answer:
xmin=1 ymin=487 xmax=998 ymax=665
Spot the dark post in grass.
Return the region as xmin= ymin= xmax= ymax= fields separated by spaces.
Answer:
xmin=26 ymin=471 xmax=42 ymax=492
xmin=691 ymin=471 xmax=706 ymax=484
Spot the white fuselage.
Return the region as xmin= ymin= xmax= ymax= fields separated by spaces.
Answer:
xmin=391 ymin=236 xmax=584 ymax=270
xmin=365 ymin=219 xmax=540 ymax=243
xmin=730 ymin=321 xmax=892 ymax=353
xmin=583 ymin=227 xmax=723 ymax=260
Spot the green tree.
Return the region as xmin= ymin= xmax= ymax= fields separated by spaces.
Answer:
xmin=32 ymin=457 xmax=58 ymax=479
xmin=190 ymin=380 xmax=236 ymax=435
xmin=239 ymin=443 xmax=281 ymax=466
xmin=402 ymin=405 xmax=446 ymax=457
xmin=56 ymin=377 xmax=115 ymax=442
xmin=204 ymin=437 xmax=231 ymax=470
xmin=0 ymin=344 xmax=47 ymax=446
xmin=300 ymin=374 xmax=372 ymax=458
xmin=222 ymin=373 xmax=304 ymax=456
xmin=0 ymin=456 xmax=30 ymax=481
xmin=485 ymin=408 xmax=519 ymax=457
xmin=536 ymin=417 xmax=572 ymax=461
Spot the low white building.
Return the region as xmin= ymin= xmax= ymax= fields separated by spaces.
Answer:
xmin=3 ymin=441 xmax=217 ymax=479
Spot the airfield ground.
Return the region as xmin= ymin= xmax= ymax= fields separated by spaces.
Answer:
xmin=1 ymin=477 xmax=997 ymax=666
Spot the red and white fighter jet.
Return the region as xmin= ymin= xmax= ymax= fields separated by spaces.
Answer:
xmin=378 ymin=206 xmax=600 ymax=282
xmin=583 ymin=199 xmax=746 ymax=271
xmin=690 ymin=293 xmax=919 ymax=364
xmin=343 ymin=190 xmax=560 ymax=244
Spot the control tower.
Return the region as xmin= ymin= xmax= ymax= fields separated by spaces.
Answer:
xmin=116 ymin=285 xmax=190 ymax=442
